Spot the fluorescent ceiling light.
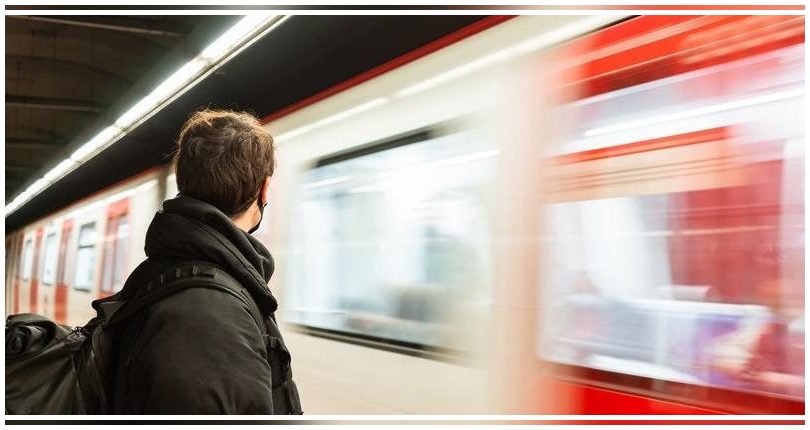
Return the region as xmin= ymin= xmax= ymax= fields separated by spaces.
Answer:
xmin=200 ymin=14 xmax=275 ymax=61
xmin=43 ymin=159 xmax=79 ymax=183
xmin=7 ymin=14 xmax=285 ymax=216
xmin=115 ymin=15 xmax=286 ymax=131
xmin=70 ymin=126 xmax=123 ymax=161
xmin=26 ymin=178 xmax=48 ymax=197
xmin=113 ymin=94 xmax=163 ymax=130
xmin=115 ymin=58 xmax=208 ymax=130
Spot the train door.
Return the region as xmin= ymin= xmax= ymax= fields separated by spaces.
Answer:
xmin=6 ymin=234 xmax=22 ymax=315
xmin=15 ymin=232 xmax=25 ymax=313
xmin=501 ymin=15 xmax=804 ymax=415
xmin=16 ymin=232 xmax=33 ymax=314
xmin=28 ymin=228 xmax=44 ymax=314
xmin=39 ymin=226 xmax=60 ymax=319
xmin=5 ymin=237 xmax=10 ymax=314
xmin=54 ymin=219 xmax=74 ymax=324
xmin=99 ymin=199 xmax=131 ymax=299
xmin=5 ymin=236 xmax=14 ymax=306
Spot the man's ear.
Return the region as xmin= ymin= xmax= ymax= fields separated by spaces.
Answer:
xmin=260 ymin=176 xmax=271 ymax=205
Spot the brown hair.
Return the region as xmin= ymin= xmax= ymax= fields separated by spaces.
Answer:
xmin=172 ymin=109 xmax=275 ymax=216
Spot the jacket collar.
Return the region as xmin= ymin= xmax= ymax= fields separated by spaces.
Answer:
xmin=142 ymin=194 xmax=278 ymax=314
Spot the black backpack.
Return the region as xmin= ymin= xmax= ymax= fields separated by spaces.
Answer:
xmin=5 ymin=260 xmax=300 ymax=414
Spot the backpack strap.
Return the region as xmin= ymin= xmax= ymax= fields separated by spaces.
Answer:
xmin=105 ymin=261 xmax=267 ymax=341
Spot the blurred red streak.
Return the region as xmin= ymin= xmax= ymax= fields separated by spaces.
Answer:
xmin=547 ymin=127 xmax=728 ymax=165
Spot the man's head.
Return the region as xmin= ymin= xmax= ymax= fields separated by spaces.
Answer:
xmin=173 ymin=109 xmax=275 ymax=231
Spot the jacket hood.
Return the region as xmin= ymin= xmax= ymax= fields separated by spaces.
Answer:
xmin=142 ymin=194 xmax=278 ymax=314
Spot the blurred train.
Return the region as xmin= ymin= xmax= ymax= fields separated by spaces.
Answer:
xmin=5 ymin=15 xmax=805 ymax=414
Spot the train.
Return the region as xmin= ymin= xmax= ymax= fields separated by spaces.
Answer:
xmin=5 ymin=15 xmax=805 ymax=415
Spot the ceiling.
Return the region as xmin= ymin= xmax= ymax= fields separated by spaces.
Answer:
xmin=5 ymin=15 xmax=238 ymax=201
xmin=5 ymin=15 xmax=488 ymax=231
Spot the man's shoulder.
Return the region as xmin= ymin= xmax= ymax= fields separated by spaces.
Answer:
xmin=124 ymin=259 xmax=250 ymax=302
xmin=119 ymin=260 xmax=266 ymax=344
xmin=145 ymin=279 xmax=257 ymax=325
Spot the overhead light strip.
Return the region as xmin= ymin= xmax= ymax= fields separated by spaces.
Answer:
xmin=6 ymin=14 xmax=289 ymax=216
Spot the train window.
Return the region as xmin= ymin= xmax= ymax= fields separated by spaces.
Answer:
xmin=538 ymin=38 xmax=805 ymax=404
xmin=21 ymin=239 xmax=33 ymax=281
xmin=41 ymin=233 xmax=58 ymax=286
xmin=286 ymin=127 xmax=495 ymax=351
xmin=74 ymin=223 xmax=97 ymax=292
xmin=540 ymin=180 xmax=804 ymax=398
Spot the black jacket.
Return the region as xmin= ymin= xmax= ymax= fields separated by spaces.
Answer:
xmin=111 ymin=195 xmax=302 ymax=414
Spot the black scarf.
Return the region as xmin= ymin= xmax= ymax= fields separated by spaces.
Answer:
xmin=124 ymin=194 xmax=278 ymax=315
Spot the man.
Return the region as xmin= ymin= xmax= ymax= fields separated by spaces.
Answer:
xmin=111 ymin=109 xmax=302 ymax=414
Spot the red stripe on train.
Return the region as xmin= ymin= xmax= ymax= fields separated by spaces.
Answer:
xmin=547 ymin=127 xmax=729 ymax=165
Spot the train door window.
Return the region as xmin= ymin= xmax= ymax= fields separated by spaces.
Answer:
xmin=41 ymin=233 xmax=58 ymax=286
xmin=100 ymin=213 xmax=130 ymax=295
xmin=56 ymin=221 xmax=74 ymax=288
xmin=112 ymin=215 xmax=130 ymax=292
xmin=5 ymin=238 xmax=12 ymax=309
xmin=21 ymin=238 xmax=33 ymax=281
xmin=286 ymin=126 xmax=495 ymax=351
xmin=100 ymin=224 xmax=114 ymax=294
xmin=74 ymin=223 xmax=97 ymax=291
xmin=5 ymin=238 xmax=11 ymax=283
xmin=7 ymin=237 xmax=15 ymax=310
